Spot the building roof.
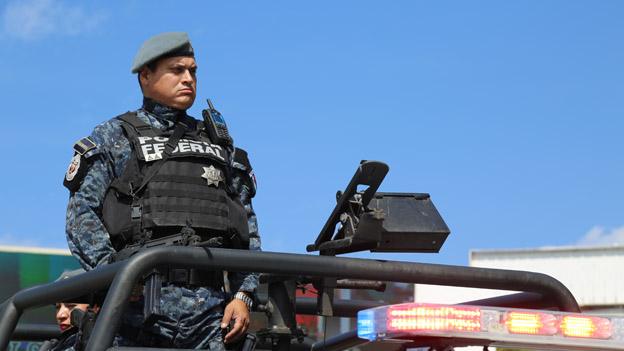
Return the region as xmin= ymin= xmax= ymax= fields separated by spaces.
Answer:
xmin=415 ymin=244 xmax=624 ymax=308
xmin=471 ymin=243 xmax=624 ymax=257
xmin=470 ymin=244 xmax=624 ymax=307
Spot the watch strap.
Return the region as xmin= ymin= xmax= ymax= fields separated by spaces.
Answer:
xmin=234 ymin=291 xmax=253 ymax=310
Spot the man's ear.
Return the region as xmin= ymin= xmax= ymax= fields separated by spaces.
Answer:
xmin=139 ymin=68 xmax=151 ymax=87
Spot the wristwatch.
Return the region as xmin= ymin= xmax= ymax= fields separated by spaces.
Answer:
xmin=234 ymin=291 xmax=253 ymax=310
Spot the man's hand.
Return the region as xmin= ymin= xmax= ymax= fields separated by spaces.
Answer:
xmin=221 ymin=298 xmax=250 ymax=343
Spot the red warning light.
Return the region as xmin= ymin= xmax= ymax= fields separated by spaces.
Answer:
xmin=560 ymin=315 xmax=612 ymax=339
xmin=505 ymin=311 xmax=557 ymax=335
xmin=387 ymin=304 xmax=481 ymax=332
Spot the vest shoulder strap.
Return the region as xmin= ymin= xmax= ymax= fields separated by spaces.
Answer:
xmin=233 ymin=147 xmax=252 ymax=170
xmin=116 ymin=111 xmax=158 ymax=137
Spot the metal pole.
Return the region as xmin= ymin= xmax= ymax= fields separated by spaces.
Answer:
xmin=14 ymin=262 xmax=121 ymax=308
xmin=12 ymin=323 xmax=60 ymax=341
xmin=296 ymin=298 xmax=385 ymax=318
xmin=0 ymin=300 xmax=20 ymax=347
xmin=86 ymin=247 xmax=579 ymax=351
xmin=335 ymin=279 xmax=385 ymax=291
xmin=310 ymin=330 xmax=366 ymax=351
xmin=267 ymin=280 xmax=297 ymax=351
xmin=463 ymin=292 xmax=559 ymax=310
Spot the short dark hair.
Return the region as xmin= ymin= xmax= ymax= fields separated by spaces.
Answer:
xmin=145 ymin=60 xmax=159 ymax=72
xmin=137 ymin=60 xmax=160 ymax=92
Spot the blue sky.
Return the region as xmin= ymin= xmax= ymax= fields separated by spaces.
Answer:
xmin=0 ymin=0 xmax=623 ymax=266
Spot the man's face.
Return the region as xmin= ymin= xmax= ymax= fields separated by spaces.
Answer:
xmin=140 ymin=56 xmax=197 ymax=110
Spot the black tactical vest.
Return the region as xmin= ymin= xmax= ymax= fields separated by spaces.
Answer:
xmin=102 ymin=113 xmax=249 ymax=250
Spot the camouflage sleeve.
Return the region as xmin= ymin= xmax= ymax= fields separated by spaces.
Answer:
xmin=228 ymin=148 xmax=261 ymax=293
xmin=65 ymin=122 xmax=121 ymax=271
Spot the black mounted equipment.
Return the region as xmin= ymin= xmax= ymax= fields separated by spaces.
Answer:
xmin=306 ymin=160 xmax=450 ymax=255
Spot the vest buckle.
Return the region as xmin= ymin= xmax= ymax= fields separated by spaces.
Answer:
xmin=131 ymin=205 xmax=142 ymax=220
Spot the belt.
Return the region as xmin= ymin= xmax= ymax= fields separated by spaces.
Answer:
xmin=159 ymin=267 xmax=224 ymax=288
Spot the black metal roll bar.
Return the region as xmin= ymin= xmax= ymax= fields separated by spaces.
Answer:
xmin=12 ymin=323 xmax=60 ymax=341
xmin=0 ymin=247 xmax=579 ymax=351
xmin=310 ymin=331 xmax=360 ymax=351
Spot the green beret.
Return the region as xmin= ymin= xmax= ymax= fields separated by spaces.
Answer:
xmin=131 ymin=32 xmax=195 ymax=73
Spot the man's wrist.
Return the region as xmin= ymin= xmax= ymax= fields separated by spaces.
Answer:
xmin=234 ymin=291 xmax=253 ymax=310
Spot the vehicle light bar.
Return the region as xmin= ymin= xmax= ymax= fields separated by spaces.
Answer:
xmin=357 ymin=303 xmax=624 ymax=351
xmin=387 ymin=305 xmax=481 ymax=332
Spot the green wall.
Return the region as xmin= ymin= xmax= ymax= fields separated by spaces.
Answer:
xmin=0 ymin=250 xmax=81 ymax=324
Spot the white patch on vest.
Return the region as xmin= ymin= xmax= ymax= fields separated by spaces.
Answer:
xmin=65 ymin=153 xmax=81 ymax=181
xmin=154 ymin=143 xmax=165 ymax=154
xmin=178 ymin=141 xmax=191 ymax=153
xmin=141 ymin=143 xmax=153 ymax=155
xmin=138 ymin=137 xmax=226 ymax=162
xmin=204 ymin=146 xmax=216 ymax=157
xmin=138 ymin=136 xmax=152 ymax=144
xmin=212 ymin=145 xmax=223 ymax=159
xmin=145 ymin=153 xmax=161 ymax=162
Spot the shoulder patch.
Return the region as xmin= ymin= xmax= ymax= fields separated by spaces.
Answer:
xmin=64 ymin=137 xmax=97 ymax=192
xmin=63 ymin=152 xmax=89 ymax=192
xmin=73 ymin=137 xmax=97 ymax=155
xmin=65 ymin=153 xmax=82 ymax=182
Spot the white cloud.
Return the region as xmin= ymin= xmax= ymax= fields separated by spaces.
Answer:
xmin=1 ymin=0 xmax=106 ymax=40
xmin=577 ymin=225 xmax=624 ymax=246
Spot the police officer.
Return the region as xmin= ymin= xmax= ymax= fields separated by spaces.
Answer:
xmin=63 ymin=32 xmax=260 ymax=349
xmin=41 ymin=269 xmax=99 ymax=351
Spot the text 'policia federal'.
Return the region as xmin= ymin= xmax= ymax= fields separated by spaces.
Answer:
xmin=137 ymin=136 xmax=226 ymax=162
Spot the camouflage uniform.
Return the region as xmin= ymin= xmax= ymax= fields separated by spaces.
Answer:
xmin=64 ymin=99 xmax=260 ymax=349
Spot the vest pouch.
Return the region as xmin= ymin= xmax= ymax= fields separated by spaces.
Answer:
xmin=140 ymin=184 xmax=231 ymax=232
xmin=226 ymin=196 xmax=250 ymax=249
xmin=102 ymin=187 xmax=134 ymax=249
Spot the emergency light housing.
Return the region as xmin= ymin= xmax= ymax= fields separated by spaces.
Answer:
xmin=357 ymin=302 xmax=624 ymax=350
xmin=307 ymin=161 xmax=450 ymax=255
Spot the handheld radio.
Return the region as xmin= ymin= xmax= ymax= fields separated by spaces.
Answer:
xmin=201 ymin=99 xmax=233 ymax=147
